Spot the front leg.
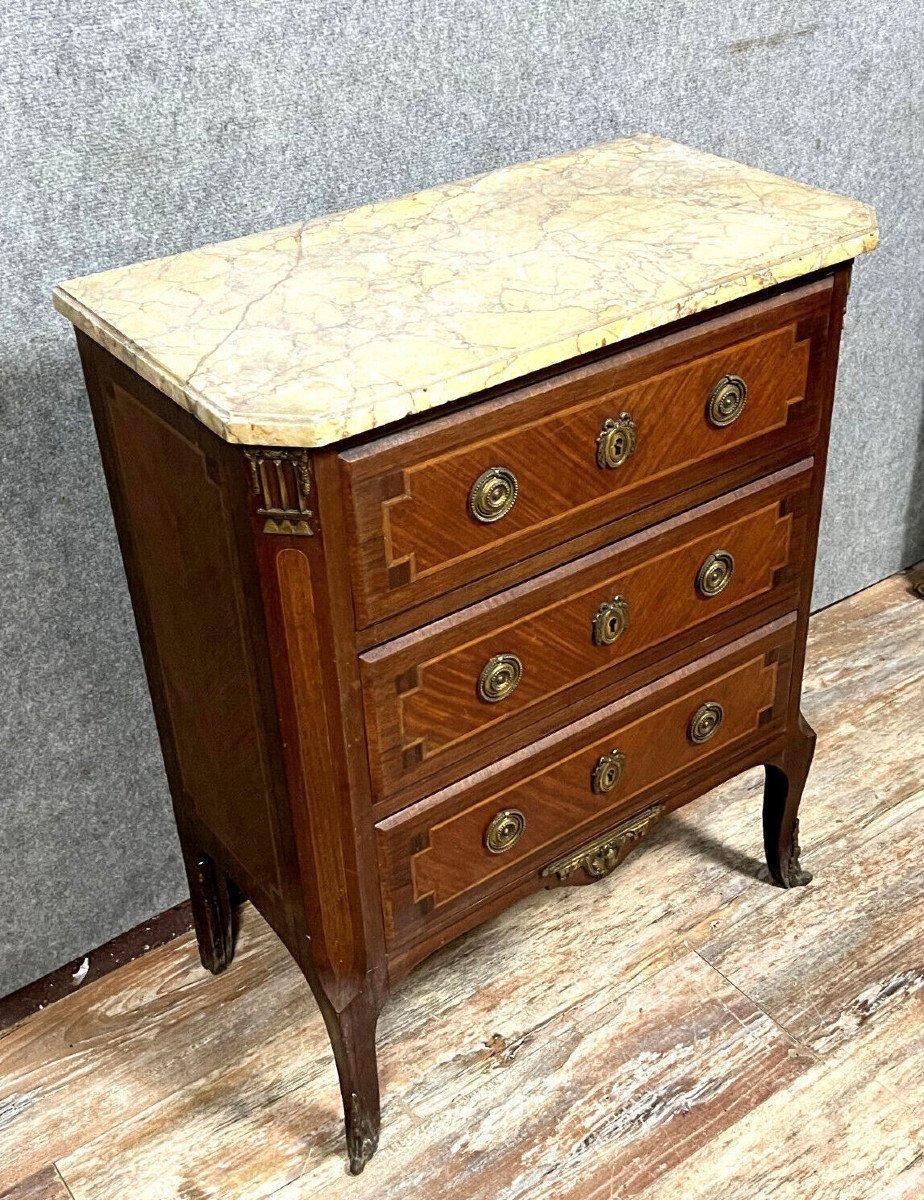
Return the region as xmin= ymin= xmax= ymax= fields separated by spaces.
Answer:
xmin=319 ymin=990 xmax=382 ymax=1175
xmin=763 ymin=712 xmax=816 ymax=888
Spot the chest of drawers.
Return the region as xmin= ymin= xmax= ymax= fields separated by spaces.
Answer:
xmin=54 ymin=136 xmax=877 ymax=1174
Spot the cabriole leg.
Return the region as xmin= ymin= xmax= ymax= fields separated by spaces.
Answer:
xmin=763 ymin=712 xmax=816 ymax=888
xmin=320 ymin=992 xmax=382 ymax=1175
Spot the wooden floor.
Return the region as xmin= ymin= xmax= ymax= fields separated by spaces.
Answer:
xmin=2 ymin=566 xmax=922 ymax=1200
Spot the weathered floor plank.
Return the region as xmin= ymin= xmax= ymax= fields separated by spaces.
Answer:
xmin=0 ymin=565 xmax=919 ymax=1200
xmin=0 ymin=1165 xmax=74 ymax=1200
xmin=695 ymin=804 xmax=924 ymax=1054
xmin=0 ymin=906 xmax=299 ymax=1189
xmin=629 ymin=995 xmax=923 ymax=1200
xmin=55 ymin=952 xmax=808 ymax=1200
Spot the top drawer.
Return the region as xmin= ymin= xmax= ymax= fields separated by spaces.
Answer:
xmin=338 ymin=277 xmax=835 ymax=627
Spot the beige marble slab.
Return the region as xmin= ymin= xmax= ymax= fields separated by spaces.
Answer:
xmin=52 ymin=135 xmax=877 ymax=447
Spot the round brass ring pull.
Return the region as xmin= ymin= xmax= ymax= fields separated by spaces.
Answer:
xmin=592 ymin=595 xmax=630 ymax=646
xmin=707 ymin=374 xmax=748 ymax=427
xmin=596 ymin=412 xmax=637 ymax=469
xmin=688 ymin=701 xmax=724 ymax=744
xmin=485 ymin=808 xmax=526 ymax=854
xmin=478 ymin=653 xmax=523 ymax=702
xmin=696 ymin=550 xmax=735 ymax=598
xmin=591 ymin=748 xmax=627 ymax=795
xmin=470 ymin=466 xmax=518 ymax=523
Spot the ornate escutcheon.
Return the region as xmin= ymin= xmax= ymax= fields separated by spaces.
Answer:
xmin=592 ymin=595 xmax=630 ymax=646
xmin=541 ymin=804 xmax=665 ymax=883
xmin=596 ymin=412 xmax=637 ymax=469
xmin=707 ymin=374 xmax=748 ymax=427
xmin=469 ymin=466 xmax=518 ymax=523
xmin=688 ymin=700 xmax=724 ymax=744
xmin=478 ymin=653 xmax=523 ymax=702
xmin=696 ymin=550 xmax=735 ymax=598
xmin=591 ymin=748 xmax=627 ymax=795
xmin=484 ymin=808 xmax=526 ymax=854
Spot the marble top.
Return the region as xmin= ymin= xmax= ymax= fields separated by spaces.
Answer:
xmin=54 ymin=135 xmax=877 ymax=448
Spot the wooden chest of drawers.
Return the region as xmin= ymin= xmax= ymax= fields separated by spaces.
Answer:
xmin=55 ymin=136 xmax=877 ymax=1174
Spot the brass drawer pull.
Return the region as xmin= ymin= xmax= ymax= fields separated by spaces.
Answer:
xmin=592 ymin=748 xmax=627 ymax=794
xmin=707 ymin=374 xmax=748 ymax=427
xmin=469 ymin=466 xmax=518 ymax=523
xmin=478 ymin=653 xmax=523 ymax=702
xmin=485 ymin=808 xmax=525 ymax=854
xmin=596 ymin=412 xmax=637 ymax=469
xmin=696 ymin=550 xmax=735 ymax=597
xmin=688 ymin=701 xmax=724 ymax=744
xmin=592 ymin=595 xmax=630 ymax=646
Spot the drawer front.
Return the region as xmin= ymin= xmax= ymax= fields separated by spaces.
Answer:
xmin=362 ymin=462 xmax=811 ymax=806
xmin=340 ymin=278 xmax=833 ymax=626
xmin=376 ymin=617 xmax=795 ymax=948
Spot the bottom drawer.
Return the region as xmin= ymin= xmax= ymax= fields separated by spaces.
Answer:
xmin=376 ymin=614 xmax=796 ymax=949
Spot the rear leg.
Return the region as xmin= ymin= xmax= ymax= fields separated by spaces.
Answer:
xmin=763 ymin=712 xmax=815 ymax=888
xmin=182 ymin=846 xmax=234 ymax=973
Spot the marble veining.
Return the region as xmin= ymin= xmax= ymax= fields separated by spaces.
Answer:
xmin=53 ymin=135 xmax=878 ymax=447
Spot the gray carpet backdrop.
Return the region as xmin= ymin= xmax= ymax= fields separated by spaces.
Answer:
xmin=1 ymin=0 xmax=922 ymax=996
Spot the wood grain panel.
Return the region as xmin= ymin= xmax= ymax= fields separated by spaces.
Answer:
xmin=362 ymin=461 xmax=811 ymax=803
xmin=275 ymin=548 xmax=357 ymax=986
xmin=412 ymin=656 xmax=778 ymax=906
xmin=101 ymin=381 xmax=290 ymax=918
xmin=340 ymin=278 xmax=832 ymax=626
xmin=377 ymin=617 xmax=795 ymax=947
xmin=386 ymin=325 xmax=804 ymax=577
xmin=247 ymin=490 xmax=387 ymax=1015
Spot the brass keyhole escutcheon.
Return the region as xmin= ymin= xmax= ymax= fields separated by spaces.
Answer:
xmin=707 ymin=374 xmax=748 ymax=427
xmin=696 ymin=550 xmax=735 ymax=598
xmin=485 ymin=808 xmax=526 ymax=854
xmin=478 ymin=653 xmax=523 ymax=702
xmin=469 ymin=466 xmax=518 ymax=523
xmin=688 ymin=701 xmax=724 ymax=744
xmin=596 ymin=412 xmax=638 ymax=469
xmin=591 ymin=748 xmax=627 ymax=795
xmin=592 ymin=595 xmax=630 ymax=646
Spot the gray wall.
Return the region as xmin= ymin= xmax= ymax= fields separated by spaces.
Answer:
xmin=1 ymin=0 xmax=922 ymax=997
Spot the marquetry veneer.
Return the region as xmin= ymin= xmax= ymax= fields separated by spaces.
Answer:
xmin=362 ymin=461 xmax=811 ymax=806
xmin=340 ymin=279 xmax=827 ymax=627
xmin=57 ymin=137 xmax=876 ymax=1175
xmin=378 ymin=616 xmax=796 ymax=948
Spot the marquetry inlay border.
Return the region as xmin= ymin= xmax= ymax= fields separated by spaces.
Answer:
xmin=406 ymin=649 xmax=782 ymax=912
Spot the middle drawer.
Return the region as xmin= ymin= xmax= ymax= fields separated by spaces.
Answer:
xmin=361 ymin=460 xmax=812 ymax=808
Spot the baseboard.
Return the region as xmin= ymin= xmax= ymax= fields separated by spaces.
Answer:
xmin=0 ymin=901 xmax=195 ymax=1034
